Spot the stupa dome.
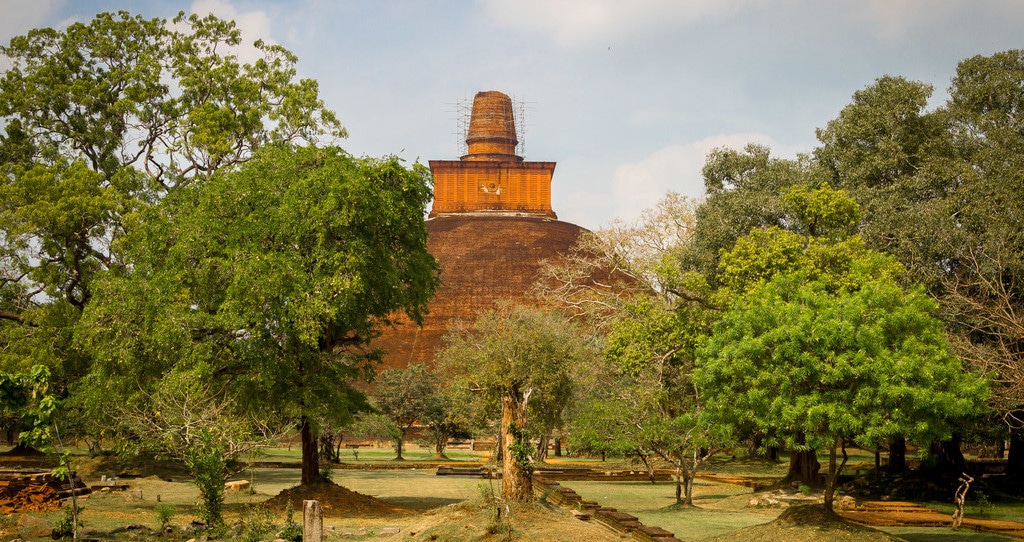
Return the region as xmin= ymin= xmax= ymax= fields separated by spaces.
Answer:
xmin=373 ymin=90 xmax=587 ymax=369
xmin=373 ymin=215 xmax=586 ymax=368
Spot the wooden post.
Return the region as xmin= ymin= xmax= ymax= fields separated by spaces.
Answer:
xmin=303 ymin=500 xmax=323 ymax=542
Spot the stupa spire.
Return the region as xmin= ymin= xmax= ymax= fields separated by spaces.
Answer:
xmin=429 ymin=90 xmax=556 ymax=218
xmin=462 ymin=91 xmax=521 ymax=162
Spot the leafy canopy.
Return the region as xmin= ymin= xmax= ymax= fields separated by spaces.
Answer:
xmin=79 ymin=144 xmax=438 ymax=478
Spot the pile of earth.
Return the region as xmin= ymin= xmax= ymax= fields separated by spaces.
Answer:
xmin=378 ymin=500 xmax=623 ymax=541
xmin=708 ymin=504 xmax=904 ymax=542
xmin=263 ymin=480 xmax=408 ymax=517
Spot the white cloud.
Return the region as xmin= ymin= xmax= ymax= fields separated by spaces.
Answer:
xmin=610 ymin=133 xmax=793 ymax=223
xmin=0 ymin=0 xmax=64 ymax=43
xmin=849 ymin=0 xmax=952 ymax=40
xmin=187 ymin=0 xmax=275 ymax=64
xmin=476 ymin=0 xmax=774 ymax=46
xmin=0 ymin=0 xmax=66 ymax=71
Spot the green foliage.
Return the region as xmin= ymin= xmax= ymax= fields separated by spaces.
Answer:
xmin=0 ymin=364 xmax=51 ymax=446
xmin=154 ymin=504 xmax=177 ymax=530
xmin=439 ymin=303 xmax=594 ymax=415
xmin=51 ymin=505 xmax=84 ymax=540
xmin=815 ymin=75 xmax=939 ymax=191
xmin=319 ymin=456 xmax=335 ymax=482
xmin=79 ymin=144 xmax=437 ymax=482
xmin=371 ymin=364 xmax=452 ymax=458
xmin=683 ymin=143 xmax=819 ymax=284
xmin=812 ymin=50 xmax=1024 ymax=455
xmin=779 ymin=183 xmax=860 ymax=240
xmin=186 ymin=432 xmax=227 ymax=526
xmin=439 ymin=304 xmax=596 ymax=500
xmin=238 ymin=504 xmax=276 ymax=542
xmin=279 ymin=499 xmax=302 ymax=542
xmin=506 ymin=423 xmax=535 ymax=474
xmin=971 ymin=491 xmax=993 ymax=517
xmin=0 ymin=9 xmax=344 ymax=450
xmin=697 ymin=269 xmax=989 ymax=453
xmin=350 ymin=413 xmax=402 ymax=447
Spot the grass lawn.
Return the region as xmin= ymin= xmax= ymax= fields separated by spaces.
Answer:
xmin=558 ymin=478 xmax=1020 ymax=541
xmin=257 ymin=445 xmax=490 ymax=463
xmin=3 ymin=444 xmax=1020 ymax=541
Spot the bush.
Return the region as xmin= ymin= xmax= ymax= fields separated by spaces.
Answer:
xmin=154 ymin=503 xmax=177 ymax=530
xmin=186 ymin=436 xmax=227 ymax=526
xmin=51 ymin=506 xmax=83 ymax=540
xmin=238 ymin=504 xmax=276 ymax=542
xmin=278 ymin=499 xmax=303 ymax=542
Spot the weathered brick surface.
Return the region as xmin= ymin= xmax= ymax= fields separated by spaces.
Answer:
xmin=373 ymin=214 xmax=586 ymax=369
xmin=430 ymin=90 xmax=556 ymax=218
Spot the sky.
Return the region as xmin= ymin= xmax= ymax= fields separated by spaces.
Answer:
xmin=2 ymin=0 xmax=1023 ymax=230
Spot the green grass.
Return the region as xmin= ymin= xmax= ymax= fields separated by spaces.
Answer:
xmin=560 ymin=470 xmax=1023 ymax=542
xmin=560 ymin=478 xmax=781 ymax=541
xmin=256 ymin=445 xmax=489 ymax=463
xmin=919 ymin=499 xmax=1024 ymax=523
xmin=877 ymin=527 xmax=1017 ymax=541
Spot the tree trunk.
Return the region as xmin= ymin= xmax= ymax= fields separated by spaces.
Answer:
xmin=434 ymin=434 xmax=447 ymax=458
xmin=1007 ymin=428 xmax=1024 ymax=482
xmin=554 ymin=437 xmax=562 ymax=457
xmin=637 ymin=451 xmax=656 ymax=484
xmin=928 ymin=436 xmax=966 ymax=473
xmin=784 ymin=448 xmax=821 ymax=487
xmin=887 ymin=436 xmax=907 ymax=475
xmin=300 ymin=416 xmax=320 ymax=485
xmin=535 ymin=433 xmax=549 ymax=462
xmin=824 ymin=445 xmax=837 ymax=511
xmin=747 ymin=434 xmax=762 ymax=458
xmin=395 ymin=434 xmax=405 ymax=460
xmin=501 ymin=394 xmax=532 ymax=502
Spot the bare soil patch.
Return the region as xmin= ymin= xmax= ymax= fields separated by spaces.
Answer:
xmin=379 ymin=500 xmax=623 ymax=541
xmin=263 ymin=480 xmax=410 ymax=517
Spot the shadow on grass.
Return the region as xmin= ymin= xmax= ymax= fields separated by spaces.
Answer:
xmin=895 ymin=534 xmax=1016 ymax=542
xmin=697 ymin=493 xmax=744 ymax=500
xmin=379 ymin=496 xmax=463 ymax=512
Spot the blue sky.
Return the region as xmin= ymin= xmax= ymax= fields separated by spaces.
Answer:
xmin=3 ymin=0 xmax=1023 ymax=229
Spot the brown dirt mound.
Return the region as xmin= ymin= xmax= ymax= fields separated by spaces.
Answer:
xmin=263 ymin=480 xmax=409 ymax=518
xmin=379 ymin=501 xmax=623 ymax=541
xmin=708 ymin=504 xmax=903 ymax=542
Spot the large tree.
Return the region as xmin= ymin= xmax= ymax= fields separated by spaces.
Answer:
xmin=698 ymin=265 xmax=988 ymax=511
xmin=371 ymin=364 xmax=446 ymax=460
xmin=681 ymin=144 xmax=819 ymax=286
xmin=814 ymin=51 xmax=1024 ymax=478
xmin=438 ymin=303 xmax=597 ymax=502
xmin=0 ymin=10 xmax=341 ymax=442
xmin=79 ymin=144 xmax=438 ymax=485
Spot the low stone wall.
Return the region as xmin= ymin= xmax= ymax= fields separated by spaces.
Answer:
xmin=533 ymin=476 xmax=682 ymax=542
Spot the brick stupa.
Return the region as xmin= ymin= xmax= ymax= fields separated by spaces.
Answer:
xmin=373 ymin=90 xmax=587 ymax=368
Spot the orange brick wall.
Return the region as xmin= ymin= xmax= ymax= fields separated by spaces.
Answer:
xmin=429 ymin=160 xmax=556 ymax=217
